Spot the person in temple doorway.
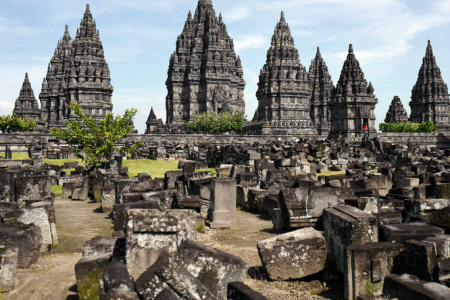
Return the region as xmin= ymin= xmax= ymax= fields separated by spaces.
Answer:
xmin=363 ymin=123 xmax=369 ymax=139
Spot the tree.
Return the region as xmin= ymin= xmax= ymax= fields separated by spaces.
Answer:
xmin=0 ymin=114 xmax=36 ymax=133
xmin=51 ymin=102 xmax=141 ymax=167
xmin=378 ymin=121 xmax=437 ymax=133
xmin=184 ymin=111 xmax=247 ymax=133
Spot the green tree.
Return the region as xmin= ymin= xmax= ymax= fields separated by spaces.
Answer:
xmin=51 ymin=102 xmax=141 ymax=167
xmin=0 ymin=113 xmax=36 ymax=133
xmin=379 ymin=121 xmax=437 ymax=133
xmin=184 ymin=111 xmax=247 ymax=133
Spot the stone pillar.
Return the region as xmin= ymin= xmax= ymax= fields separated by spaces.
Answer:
xmin=0 ymin=245 xmax=18 ymax=292
xmin=4 ymin=146 xmax=11 ymax=159
xmin=206 ymin=178 xmax=236 ymax=229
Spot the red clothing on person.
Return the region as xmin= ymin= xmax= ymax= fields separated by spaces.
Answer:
xmin=363 ymin=125 xmax=368 ymax=131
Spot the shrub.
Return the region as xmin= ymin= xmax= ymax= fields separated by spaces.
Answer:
xmin=184 ymin=111 xmax=247 ymax=134
xmin=0 ymin=113 xmax=36 ymax=133
xmin=379 ymin=121 xmax=437 ymax=133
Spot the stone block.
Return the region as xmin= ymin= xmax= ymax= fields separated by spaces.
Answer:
xmin=142 ymin=189 xmax=177 ymax=210
xmin=236 ymin=183 xmax=259 ymax=209
xmin=173 ymin=192 xmax=202 ymax=212
xmin=101 ymin=187 xmax=116 ymax=213
xmin=227 ymin=282 xmax=269 ymax=300
xmin=75 ymin=253 xmax=111 ymax=300
xmin=113 ymin=201 xmax=163 ymax=234
xmin=0 ymin=223 xmax=42 ymax=268
xmin=207 ymin=178 xmax=236 ymax=229
xmin=248 ymin=189 xmax=267 ymax=213
xmin=72 ymin=177 xmax=90 ymax=201
xmin=177 ymin=239 xmax=248 ymax=299
xmin=115 ymin=179 xmax=139 ymax=204
xmin=403 ymin=177 xmax=420 ymax=187
xmin=403 ymin=199 xmax=450 ymax=223
xmin=135 ymin=251 xmax=217 ymax=300
xmin=435 ymin=183 xmax=450 ymax=199
xmin=125 ymin=209 xmax=197 ymax=279
xmin=13 ymin=175 xmax=53 ymax=206
xmin=18 ymin=206 xmax=53 ymax=252
xmin=131 ymin=179 xmax=163 ymax=193
xmin=430 ymin=206 xmax=450 ymax=229
xmin=323 ymin=205 xmax=378 ymax=273
xmin=380 ymin=223 xmax=444 ymax=244
xmin=257 ymin=227 xmax=327 ymax=280
xmin=101 ymin=260 xmax=136 ymax=299
xmin=437 ymin=258 xmax=450 ymax=287
xmin=62 ymin=182 xmax=75 ymax=198
xmin=344 ymin=242 xmax=404 ymax=300
xmin=82 ymin=236 xmax=117 ymax=258
xmin=383 ymin=273 xmax=450 ymax=300
xmin=0 ymin=245 xmax=18 ymax=292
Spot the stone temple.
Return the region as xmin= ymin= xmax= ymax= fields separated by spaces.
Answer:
xmin=165 ymin=0 xmax=246 ymax=127
xmin=384 ymin=96 xmax=408 ymax=123
xmin=308 ymin=47 xmax=333 ymax=137
xmin=329 ymin=44 xmax=377 ymax=139
xmin=247 ymin=12 xmax=317 ymax=136
xmin=409 ymin=40 xmax=450 ymax=131
xmin=13 ymin=73 xmax=42 ymax=123
xmin=39 ymin=4 xmax=113 ymax=129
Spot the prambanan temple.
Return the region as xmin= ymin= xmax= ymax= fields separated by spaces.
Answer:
xmin=11 ymin=0 xmax=450 ymax=140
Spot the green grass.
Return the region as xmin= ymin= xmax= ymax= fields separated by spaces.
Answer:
xmin=316 ymin=170 xmax=346 ymax=180
xmin=43 ymin=158 xmax=81 ymax=167
xmin=6 ymin=152 xmax=29 ymax=160
xmin=124 ymin=159 xmax=180 ymax=178
xmin=51 ymin=185 xmax=63 ymax=196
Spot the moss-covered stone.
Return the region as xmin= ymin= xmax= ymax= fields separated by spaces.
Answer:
xmin=75 ymin=253 xmax=110 ymax=300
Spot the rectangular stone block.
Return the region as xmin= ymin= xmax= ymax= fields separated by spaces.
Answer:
xmin=0 ymin=245 xmax=18 ymax=292
xmin=383 ymin=273 xmax=450 ymax=300
xmin=125 ymin=209 xmax=197 ymax=279
xmin=113 ymin=201 xmax=163 ymax=234
xmin=115 ymin=179 xmax=139 ymax=204
xmin=323 ymin=205 xmax=378 ymax=273
xmin=227 ymin=282 xmax=269 ymax=300
xmin=75 ymin=253 xmax=111 ymax=300
xmin=207 ymin=178 xmax=236 ymax=229
xmin=380 ymin=223 xmax=445 ymax=244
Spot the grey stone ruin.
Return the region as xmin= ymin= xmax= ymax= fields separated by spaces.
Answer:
xmin=145 ymin=107 xmax=164 ymax=134
xmin=410 ymin=40 xmax=450 ymax=132
xmin=39 ymin=4 xmax=114 ymax=130
xmin=247 ymin=12 xmax=317 ymax=136
xmin=329 ymin=44 xmax=378 ymax=139
xmin=165 ymin=0 xmax=245 ymax=127
xmin=0 ymin=245 xmax=18 ymax=292
xmin=206 ymin=178 xmax=236 ymax=228
xmin=384 ymin=96 xmax=408 ymax=123
xmin=4 ymin=146 xmax=11 ymax=160
xmin=12 ymin=73 xmax=42 ymax=124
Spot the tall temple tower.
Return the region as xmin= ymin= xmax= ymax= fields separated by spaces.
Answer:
xmin=308 ymin=47 xmax=333 ymax=137
xmin=384 ymin=96 xmax=408 ymax=123
xmin=39 ymin=25 xmax=72 ymax=128
xmin=39 ymin=5 xmax=113 ymax=128
xmin=409 ymin=40 xmax=450 ymax=131
xmin=13 ymin=73 xmax=42 ymax=123
xmin=249 ymin=12 xmax=316 ymax=135
xmin=165 ymin=0 xmax=245 ymax=126
xmin=329 ymin=44 xmax=377 ymax=139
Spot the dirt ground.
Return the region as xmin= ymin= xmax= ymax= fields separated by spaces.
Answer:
xmin=3 ymin=198 xmax=344 ymax=300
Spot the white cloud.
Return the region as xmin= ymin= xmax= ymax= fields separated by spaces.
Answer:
xmin=244 ymin=69 xmax=259 ymax=84
xmin=223 ymin=6 xmax=251 ymax=23
xmin=234 ymin=35 xmax=267 ymax=51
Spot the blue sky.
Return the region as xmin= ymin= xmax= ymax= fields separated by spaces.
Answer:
xmin=1 ymin=0 xmax=450 ymax=133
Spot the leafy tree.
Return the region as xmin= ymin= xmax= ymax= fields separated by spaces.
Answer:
xmin=184 ymin=111 xmax=247 ymax=133
xmin=379 ymin=121 xmax=437 ymax=133
xmin=51 ymin=102 xmax=141 ymax=167
xmin=0 ymin=114 xmax=36 ymax=133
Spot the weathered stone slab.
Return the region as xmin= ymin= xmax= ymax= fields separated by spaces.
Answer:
xmin=125 ymin=209 xmax=196 ymax=279
xmin=100 ymin=260 xmax=137 ymax=299
xmin=115 ymin=179 xmax=139 ymax=204
xmin=430 ymin=206 xmax=450 ymax=229
xmin=18 ymin=206 xmax=53 ymax=252
xmin=236 ymin=182 xmax=259 ymax=209
xmin=75 ymin=253 xmax=111 ymax=300
xmin=323 ymin=205 xmax=378 ymax=273
xmin=72 ymin=177 xmax=89 ymax=201
xmin=135 ymin=251 xmax=217 ymax=300
xmin=82 ymin=236 xmax=117 ymax=258
xmin=207 ymin=178 xmax=236 ymax=229
xmin=344 ymin=242 xmax=404 ymax=300
xmin=383 ymin=273 xmax=450 ymax=300
xmin=380 ymin=223 xmax=445 ymax=244
xmin=113 ymin=201 xmax=163 ymax=234
xmin=13 ymin=175 xmax=53 ymax=206
xmin=257 ymin=227 xmax=327 ymax=280
xmin=164 ymin=170 xmax=183 ymax=190
xmin=101 ymin=187 xmax=116 ymax=213
xmin=404 ymin=199 xmax=450 ymax=223
xmin=177 ymin=239 xmax=248 ymax=299
xmin=0 ymin=245 xmax=18 ymax=292
xmin=227 ymin=282 xmax=269 ymax=300
xmin=142 ymin=189 xmax=177 ymax=211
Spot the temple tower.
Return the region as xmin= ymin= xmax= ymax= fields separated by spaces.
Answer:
xmin=329 ymin=44 xmax=377 ymax=139
xmin=39 ymin=25 xmax=72 ymax=128
xmin=13 ymin=73 xmax=42 ymax=122
xmin=65 ymin=4 xmax=113 ymax=123
xmin=165 ymin=0 xmax=245 ymax=126
xmin=384 ymin=96 xmax=408 ymax=123
xmin=250 ymin=12 xmax=316 ymax=135
xmin=409 ymin=40 xmax=450 ymax=131
xmin=145 ymin=107 xmax=164 ymax=134
xmin=308 ymin=47 xmax=333 ymax=136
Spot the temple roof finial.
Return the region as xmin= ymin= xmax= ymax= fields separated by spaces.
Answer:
xmin=281 ymin=11 xmax=285 ymax=22
xmin=349 ymin=43 xmax=353 ymax=53
xmin=86 ymin=4 xmax=90 ymax=12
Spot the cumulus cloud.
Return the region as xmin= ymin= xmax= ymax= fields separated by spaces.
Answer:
xmin=234 ymin=35 xmax=267 ymax=51
xmin=223 ymin=6 xmax=251 ymax=23
xmin=244 ymin=69 xmax=259 ymax=84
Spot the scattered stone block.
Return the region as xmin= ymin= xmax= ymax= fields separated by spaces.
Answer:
xmin=142 ymin=189 xmax=177 ymax=210
xmin=383 ymin=273 xmax=450 ymax=300
xmin=0 ymin=245 xmax=18 ymax=292
xmin=164 ymin=170 xmax=183 ymax=190
xmin=173 ymin=192 xmax=202 ymax=212
xmin=18 ymin=206 xmax=54 ymax=252
xmin=82 ymin=236 xmax=117 ymax=258
xmin=75 ymin=253 xmax=111 ymax=300
xmin=113 ymin=201 xmax=163 ymax=234
xmin=115 ymin=179 xmax=139 ymax=204
xmin=72 ymin=177 xmax=90 ymax=201
xmin=430 ymin=206 xmax=450 ymax=229
xmin=125 ymin=209 xmax=196 ymax=279
xmin=101 ymin=187 xmax=116 ymax=213
xmin=227 ymin=282 xmax=269 ymax=300
xmin=257 ymin=227 xmax=327 ymax=280
xmin=100 ymin=260 xmax=138 ymax=299
xmin=380 ymin=223 xmax=445 ymax=244
xmin=323 ymin=205 xmax=378 ymax=273
xmin=206 ymin=178 xmax=236 ymax=229
xmin=404 ymin=199 xmax=450 ymax=223
xmin=177 ymin=239 xmax=248 ymax=299
xmin=236 ymin=182 xmax=259 ymax=209
xmin=344 ymin=242 xmax=404 ymax=300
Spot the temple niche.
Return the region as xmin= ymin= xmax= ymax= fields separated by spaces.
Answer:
xmin=13 ymin=73 xmax=42 ymax=123
xmin=165 ymin=0 xmax=245 ymax=127
xmin=247 ymin=12 xmax=317 ymax=136
xmin=308 ymin=47 xmax=333 ymax=137
xmin=384 ymin=96 xmax=408 ymax=123
xmin=409 ymin=40 xmax=450 ymax=132
xmin=40 ymin=5 xmax=113 ymax=129
xmin=329 ymin=44 xmax=378 ymax=139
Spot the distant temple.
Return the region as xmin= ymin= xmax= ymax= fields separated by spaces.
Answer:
xmin=39 ymin=4 xmax=113 ymax=129
xmin=384 ymin=96 xmax=408 ymax=123
xmin=165 ymin=0 xmax=245 ymax=127
xmin=329 ymin=44 xmax=378 ymax=139
xmin=246 ymin=12 xmax=317 ymax=136
xmin=308 ymin=47 xmax=333 ymax=137
xmin=145 ymin=107 xmax=165 ymax=134
xmin=409 ymin=40 xmax=450 ymax=131
xmin=13 ymin=73 xmax=42 ymax=123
